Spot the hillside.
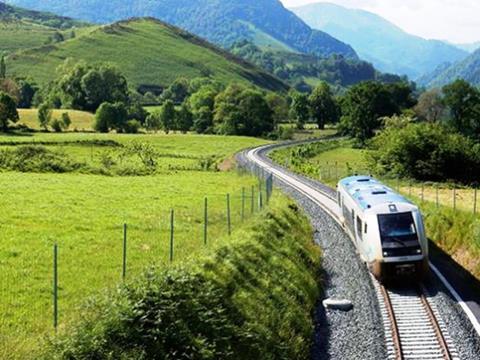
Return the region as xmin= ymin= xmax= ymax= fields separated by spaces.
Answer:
xmin=230 ymin=41 xmax=402 ymax=90
xmin=7 ymin=18 xmax=289 ymax=92
xmin=0 ymin=1 xmax=88 ymax=54
xmin=420 ymin=49 xmax=480 ymax=87
xmin=291 ymin=2 xmax=468 ymax=79
xmin=5 ymin=0 xmax=358 ymax=59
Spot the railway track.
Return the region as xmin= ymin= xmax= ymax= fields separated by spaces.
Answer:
xmin=242 ymin=142 xmax=475 ymax=360
xmin=374 ymin=279 xmax=458 ymax=359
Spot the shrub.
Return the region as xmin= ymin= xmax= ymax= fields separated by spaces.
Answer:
xmin=123 ymin=119 xmax=141 ymax=134
xmin=45 ymin=200 xmax=320 ymax=360
xmin=0 ymin=145 xmax=84 ymax=173
xmin=368 ymin=122 xmax=480 ymax=184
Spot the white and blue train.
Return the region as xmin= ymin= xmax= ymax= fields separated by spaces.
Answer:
xmin=337 ymin=176 xmax=429 ymax=280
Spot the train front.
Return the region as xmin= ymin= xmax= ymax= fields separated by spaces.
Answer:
xmin=367 ymin=202 xmax=429 ymax=280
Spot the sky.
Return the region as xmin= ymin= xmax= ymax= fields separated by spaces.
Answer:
xmin=280 ymin=0 xmax=480 ymax=44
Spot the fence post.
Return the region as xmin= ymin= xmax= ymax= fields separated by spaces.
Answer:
xmin=122 ymin=223 xmax=127 ymax=281
xmin=335 ymin=161 xmax=338 ymax=180
xmin=421 ymin=183 xmax=424 ymax=202
xmin=251 ymin=185 xmax=255 ymax=214
xmin=409 ymin=182 xmax=412 ymax=196
xmin=227 ymin=194 xmax=231 ymax=236
xmin=169 ymin=209 xmax=174 ymax=262
xmin=397 ymin=178 xmax=400 ymax=192
xmin=453 ymin=187 xmax=457 ymax=211
xmin=474 ymin=188 xmax=478 ymax=215
xmin=436 ymin=184 xmax=439 ymax=208
xmin=241 ymin=188 xmax=245 ymax=222
xmin=259 ymin=182 xmax=263 ymax=210
xmin=53 ymin=243 xmax=58 ymax=332
xmin=204 ymin=198 xmax=208 ymax=245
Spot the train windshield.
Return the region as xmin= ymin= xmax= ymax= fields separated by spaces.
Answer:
xmin=378 ymin=212 xmax=416 ymax=239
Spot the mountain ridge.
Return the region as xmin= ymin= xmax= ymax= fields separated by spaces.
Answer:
xmin=5 ymin=0 xmax=358 ymax=59
xmin=291 ymin=2 xmax=468 ymax=79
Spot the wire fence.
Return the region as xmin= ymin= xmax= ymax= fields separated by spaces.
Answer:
xmin=0 ymin=168 xmax=274 ymax=359
xmin=291 ymin=159 xmax=480 ymax=215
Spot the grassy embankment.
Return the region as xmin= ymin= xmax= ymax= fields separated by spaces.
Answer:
xmin=45 ymin=197 xmax=320 ymax=360
xmin=270 ymin=140 xmax=480 ymax=279
xmin=0 ymin=133 xmax=282 ymax=358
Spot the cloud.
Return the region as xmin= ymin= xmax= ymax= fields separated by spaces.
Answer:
xmin=281 ymin=0 xmax=480 ymax=43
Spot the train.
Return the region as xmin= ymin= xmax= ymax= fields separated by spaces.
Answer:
xmin=337 ymin=176 xmax=429 ymax=280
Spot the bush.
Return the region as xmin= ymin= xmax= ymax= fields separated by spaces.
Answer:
xmin=0 ymin=145 xmax=84 ymax=173
xmin=123 ymin=119 xmax=141 ymax=134
xmin=45 ymin=200 xmax=320 ymax=360
xmin=368 ymin=122 xmax=480 ymax=184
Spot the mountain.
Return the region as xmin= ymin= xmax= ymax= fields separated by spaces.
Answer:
xmin=419 ymin=49 xmax=480 ymax=88
xmin=291 ymin=2 xmax=468 ymax=79
xmin=7 ymin=18 xmax=289 ymax=92
xmin=230 ymin=40 xmax=403 ymax=91
xmin=454 ymin=42 xmax=480 ymax=53
xmin=0 ymin=1 xmax=88 ymax=54
xmin=5 ymin=0 xmax=357 ymax=59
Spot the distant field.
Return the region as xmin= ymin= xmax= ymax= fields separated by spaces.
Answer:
xmin=0 ymin=132 xmax=269 ymax=359
xmin=18 ymin=108 xmax=95 ymax=131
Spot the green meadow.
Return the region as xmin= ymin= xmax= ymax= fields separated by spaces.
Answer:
xmin=0 ymin=132 xmax=269 ymax=358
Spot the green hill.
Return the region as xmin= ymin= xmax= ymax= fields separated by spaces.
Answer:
xmin=6 ymin=0 xmax=357 ymax=59
xmin=0 ymin=1 xmax=88 ymax=54
xmin=7 ymin=18 xmax=289 ymax=92
xmin=420 ymin=49 xmax=480 ymax=87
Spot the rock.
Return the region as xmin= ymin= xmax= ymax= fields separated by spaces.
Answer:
xmin=322 ymin=298 xmax=354 ymax=311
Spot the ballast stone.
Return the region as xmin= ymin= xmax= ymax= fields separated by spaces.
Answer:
xmin=323 ymin=298 xmax=353 ymax=311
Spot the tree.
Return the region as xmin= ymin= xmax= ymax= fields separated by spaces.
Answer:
xmin=145 ymin=111 xmax=161 ymax=132
xmin=94 ymin=102 xmax=128 ymax=133
xmin=159 ymin=100 xmax=176 ymax=134
xmin=414 ymin=88 xmax=445 ymax=122
xmin=0 ymin=92 xmax=19 ymax=131
xmin=0 ymin=78 xmax=20 ymax=103
xmin=213 ymin=84 xmax=274 ymax=137
xmin=61 ymin=112 xmax=71 ymax=130
xmin=55 ymin=61 xmax=129 ymax=112
xmin=163 ymin=78 xmax=189 ymax=103
xmin=38 ymin=103 xmax=52 ymax=131
xmin=189 ymin=86 xmax=217 ymax=134
xmin=308 ymin=82 xmax=339 ymax=129
xmin=368 ymin=121 xmax=480 ymax=184
xmin=339 ymin=81 xmax=398 ymax=144
xmin=0 ymin=56 xmax=5 ymax=79
xmin=442 ymin=79 xmax=480 ymax=138
xmin=127 ymin=103 xmax=148 ymax=125
xmin=17 ymin=79 xmax=37 ymax=108
xmin=176 ymin=104 xmax=193 ymax=133
xmin=266 ymin=93 xmax=289 ymax=125
xmin=289 ymin=91 xmax=309 ymax=129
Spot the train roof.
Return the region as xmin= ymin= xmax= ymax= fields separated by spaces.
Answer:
xmin=338 ymin=176 xmax=413 ymax=211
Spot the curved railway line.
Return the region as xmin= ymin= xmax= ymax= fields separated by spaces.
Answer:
xmin=243 ymin=140 xmax=480 ymax=360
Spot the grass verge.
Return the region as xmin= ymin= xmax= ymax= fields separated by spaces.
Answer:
xmin=44 ymin=197 xmax=321 ymax=360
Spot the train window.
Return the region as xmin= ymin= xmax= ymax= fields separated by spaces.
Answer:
xmin=378 ymin=212 xmax=416 ymax=239
xmin=364 ymin=224 xmax=368 ymax=234
xmin=356 ymin=216 xmax=362 ymax=237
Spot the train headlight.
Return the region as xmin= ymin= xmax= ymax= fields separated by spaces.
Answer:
xmin=416 ymin=248 xmax=422 ymax=254
xmin=383 ymin=251 xmax=388 ymax=257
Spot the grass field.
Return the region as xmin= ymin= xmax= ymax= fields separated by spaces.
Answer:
xmin=8 ymin=18 xmax=287 ymax=92
xmin=0 ymin=132 xmax=270 ymax=358
xmin=18 ymin=109 xmax=95 ymax=131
